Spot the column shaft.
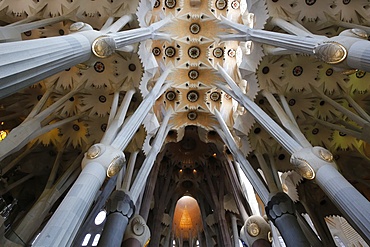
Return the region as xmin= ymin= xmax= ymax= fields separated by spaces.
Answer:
xmin=316 ymin=165 xmax=370 ymax=244
xmin=33 ymin=162 xmax=106 ymax=247
xmin=0 ymin=31 xmax=99 ymax=98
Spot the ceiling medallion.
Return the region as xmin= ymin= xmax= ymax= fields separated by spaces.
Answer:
xmin=215 ymin=0 xmax=227 ymax=10
xmin=210 ymin=92 xmax=221 ymax=101
xmin=292 ymin=66 xmax=303 ymax=76
xmin=227 ymin=49 xmax=236 ymax=57
xmin=187 ymin=111 xmax=198 ymax=120
xmin=99 ymin=95 xmax=107 ymax=103
xmin=152 ymin=47 xmax=161 ymax=56
xmin=166 ymin=91 xmax=176 ymax=101
xmin=188 ymin=69 xmax=199 ymax=80
xmin=313 ymin=41 xmax=347 ymax=65
xmin=165 ymin=0 xmax=176 ymax=8
xmin=187 ymin=91 xmax=199 ymax=102
xmin=154 ymin=0 xmax=160 ymax=8
xmin=189 ymin=23 xmax=201 ymax=34
xmin=165 ymin=46 xmax=176 ymax=57
xmin=94 ymin=62 xmax=105 ymax=73
xmin=188 ymin=46 xmax=201 ymax=59
xmin=231 ymin=0 xmax=240 ymax=9
xmin=325 ymin=68 xmax=333 ymax=76
xmin=213 ymin=47 xmax=224 ymax=58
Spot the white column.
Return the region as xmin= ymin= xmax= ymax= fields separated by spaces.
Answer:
xmin=217 ymin=65 xmax=370 ymax=244
xmin=213 ymin=109 xmax=269 ymax=205
xmin=33 ymin=145 xmax=125 ymax=247
xmin=129 ymin=110 xmax=173 ymax=203
xmin=32 ymin=162 xmax=106 ymax=247
xmin=0 ymin=25 xmax=100 ymax=98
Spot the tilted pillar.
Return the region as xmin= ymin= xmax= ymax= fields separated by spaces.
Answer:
xmin=291 ymin=147 xmax=370 ymax=244
xmin=0 ymin=16 xmax=170 ymax=99
xmin=98 ymin=109 xmax=172 ymax=246
xmin=265 ymin=193 xmax=310 ymax=247
xmin=0 ymin=22 xmax=98 ymax=99
xmin=97 ymin=190 xmax=135 ymax=247
xmin=216 ymin=65 xmax=370 ymax=243
xmin=240 ymin=215 xmax=272 ymax=247
xmin=32 ymin=144 xmax=125 ymax=247
xmin=220 ymin=16 xmax=370 ymax=73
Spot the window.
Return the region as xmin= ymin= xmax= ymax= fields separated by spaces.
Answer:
xmin=82 ymin=234 xmax=91 ymax=246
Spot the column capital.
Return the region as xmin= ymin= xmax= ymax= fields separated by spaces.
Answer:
xmin=290 ymin=146 xmax=336 ymax=180
xmin=240 ymin=215 xmax=272 ymax=247
xmin=82 ymin=144 xmax=126 ymax=177
xmin=106 ymin=190 xmax=135 ymax=218
xmin=265 ymin=192 xmax=295 ymax=223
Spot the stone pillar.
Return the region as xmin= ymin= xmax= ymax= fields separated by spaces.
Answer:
xmin=265 ymin=193 xmax=310 ymax=247
xmin=231 ymin=214 xmax=240 ymax=247
xmin=217 ymin=64 xmax=370 ymax=244
xmin=240 ymin=215 xmax=271 ymax=247
xmin=0 ymin=23 xmax=99 ymax=99
xmin=291 ymin=147 xmax=370 ymax=244
xmin=97 ymin=190 xmax=135 ymax=247
xmin=33 ymin=145 xmax=125 ymax=247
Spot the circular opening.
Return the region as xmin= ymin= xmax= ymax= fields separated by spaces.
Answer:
xmin=253 ymin=127 xmax=261 ymax=134
xmin=152 ymin=47 xmax=161 ymax=56
xmin=210 ymin=92 xmax=221 ymax=101
xmin=305 ymin=0 xmax=316 ymax=5
xmin=326 ymin=68 xmax=333 ymax=76
xmin=188 ymin=70 xmax=199 ymax=80
xmin=99 ymin=95 xmax=107 ymax=103
xmin=128 ymin=63 xmax=136 ymax=71
xmin=165 ymin=0 xmax=176 ymax=8
xmin=165 ymin=46 xmax=176 ymax=57
xmin=262 ymin=66 xmax=270 ymax=74
xmin=227 ymin=49 xmax=236 ymax=57
xmin=188 ymin=46 xmax=201 ymax=59
xmin=231 ymin=0 xmax=240 ymax=9
xmin=288 ymin=99 xmax=296 ymax=106
xmin=215 ymin=0 xmax=227 ymax=10
xmin=292 ymin=66 xmax=303 ymax=76
xmin=213 ymin=47 xmax=224 ymax=58
xmin=166 ymin=91 xmax=176 ymax=101
xmin=187 ymin=91 xmax=199 ymax=102
xmin=94 ymin=62 xmax=105 ymax=73
xmin=187 ymin=111 xmax=198 ymax=120
xmin=73 ymin=124 xmax=80 ymax=131
xmin=189 ymin=23 xmax=201 ymax=34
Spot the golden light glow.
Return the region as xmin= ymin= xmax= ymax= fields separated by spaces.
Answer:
xmin=173 ymin=196 xmax=203 ymax=240
xmin=0 ymin=130 xmax=8 ymax=141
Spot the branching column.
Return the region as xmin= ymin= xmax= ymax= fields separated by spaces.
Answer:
xmin=216 ymin=65 xmax=370 ymax=244
xmin=0 ymin=24 xmax=98 ymax=99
